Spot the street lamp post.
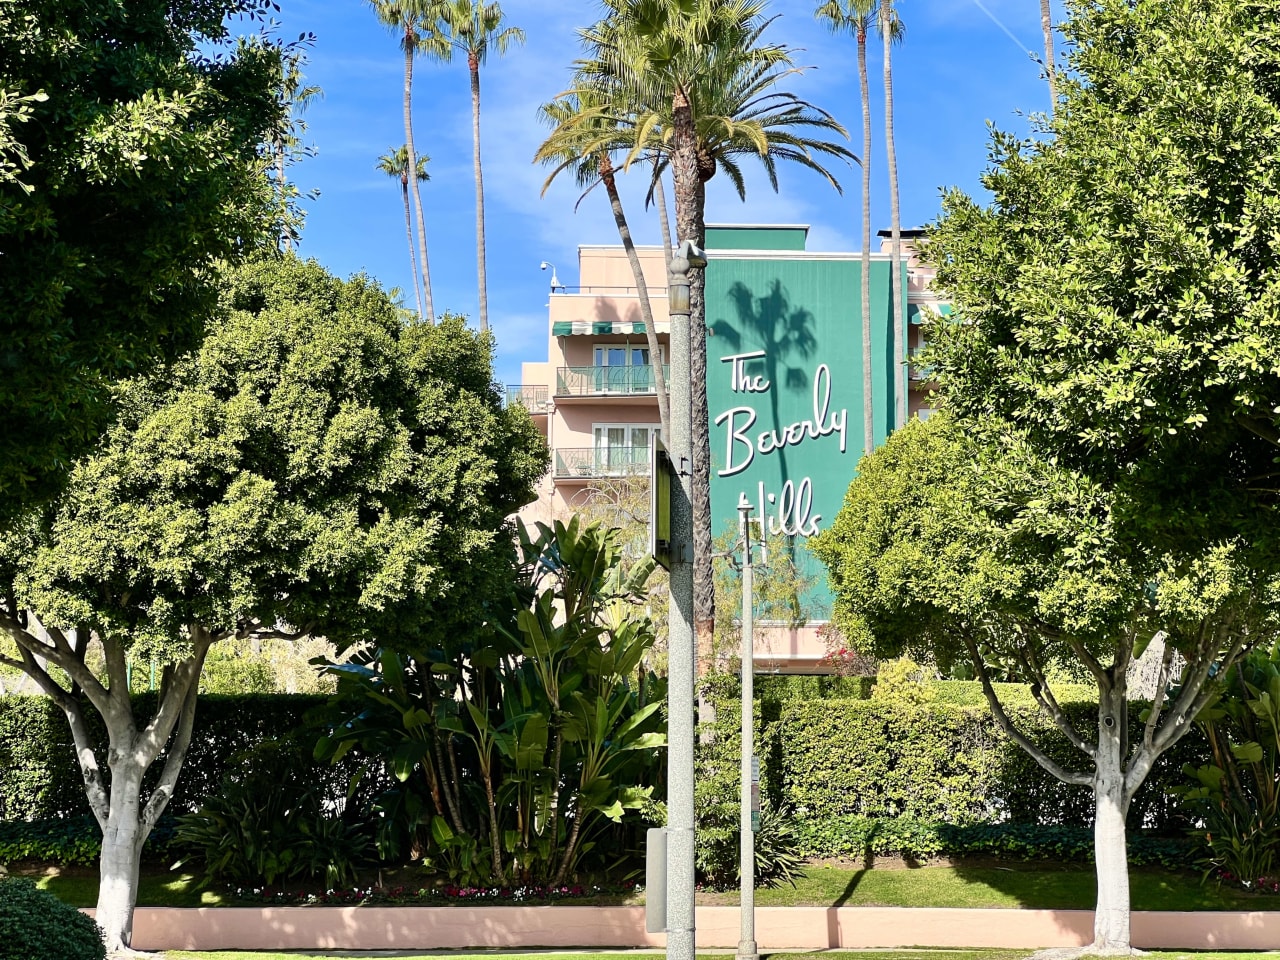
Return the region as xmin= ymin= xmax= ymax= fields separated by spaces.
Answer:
xmin=666 ymin=239 xmax=704 ymax=960
xmin=737 ymin=493 xmax=759 ymax=960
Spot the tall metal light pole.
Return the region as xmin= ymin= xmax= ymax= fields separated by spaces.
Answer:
xmin=666 ymin=239 xmax=704 ymax=960
xmin=736 ymin=494 xmax=758 ymax=960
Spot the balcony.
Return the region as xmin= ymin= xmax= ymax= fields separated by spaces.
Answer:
xmin=505 ymin=384 xmax=551 ymax=413
xmin=554 ymin=446 xmax=649 ymax=479
xmin=555 ymin=365 xmax=670 ymax=397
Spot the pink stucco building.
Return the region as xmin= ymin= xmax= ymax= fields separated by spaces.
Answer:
xmin=506 ymin=224 xmax=943 ymax=672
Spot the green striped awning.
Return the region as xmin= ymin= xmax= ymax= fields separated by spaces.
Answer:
xmin=552 ymin=320 xmax=653 ymax=336
xmin=908 ymin=302 xmax=954 ymax=324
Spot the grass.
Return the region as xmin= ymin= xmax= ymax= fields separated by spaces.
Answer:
xmin=159 ymin=952 xmax=1280 ymax=960
xmin=31 ymin=861 xmax=1277 ymax=912
xmin=726 ymin=864 xmax=1269 ymax=912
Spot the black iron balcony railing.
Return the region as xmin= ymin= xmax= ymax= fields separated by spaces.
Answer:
xmin=505 ymin=384 xmax=551 ymax=412
xmin=555 ymin=365 xmax=670 ymax=397
xmin=554 ymin=446 xmax=649 ymax=478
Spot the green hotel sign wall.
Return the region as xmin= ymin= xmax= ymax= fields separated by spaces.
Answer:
xmin=703 ymin=226 xmax=905 ymax=618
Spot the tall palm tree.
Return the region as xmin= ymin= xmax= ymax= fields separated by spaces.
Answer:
xmin=816 ymin=0 xmax=877 ymax=457
xmin=377 ymin=146 xmax=430 ymax=321
xmin=535 ymin=87 xmax=671 ymax=437
xmin=1041 ymin=0 xmax=1056 ymax=105
xmin=880 ymin=0 xmax=906 ymax=427
xmin=368 ymin=0 xmax=443 ymax=324
xmin=577 ymin=0 xmax=854 ymax=658
xmin=429 ymin=1 xmax=524 ymax=334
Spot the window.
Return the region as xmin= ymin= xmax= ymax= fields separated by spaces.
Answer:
xmin=592 ymin=344 xmax=663 ymax=393
xmin=592 ymin=423 xmax=661 ymax=475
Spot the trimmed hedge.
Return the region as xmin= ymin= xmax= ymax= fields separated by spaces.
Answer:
xmin=0 ymin=693 xmax=335 ymax=821
xmin=704 ymin=675 xmax=1204 ymax=832
xmin=0 ymin=815 xmax=177 ymax=866
xmin=0 ymin=877 xmax=105 ymax=960
xmin=791 ymin=816 xmax=1192 ymax=868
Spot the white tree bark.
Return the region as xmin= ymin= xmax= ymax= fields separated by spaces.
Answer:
xmin=0 ymin=615 xmax=213 ymax=952
xmin=1092 ymin=681 xmax=1131 ymax=953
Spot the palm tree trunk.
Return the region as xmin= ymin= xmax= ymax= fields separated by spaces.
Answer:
xmin=858 ymin=26 xmax=874 ymax=456
xmin=1040 ymin=0 xmax=1056 ymax=106
xmin=401 ymin=177 xmax=425 ymax=320
xmin=690 ymin=174 xmax=714 ymax=670
xmin=653 ymin=155 xmax=674 ymax=264
xmin=404 ymin=33 xmax=434 ymax=324
xmin=670 ymin=87 xmax=715 ymax=671
xmin=602 ymin=155 xmax=669 ymax=437
xmin=883 ymin=11 xmax=905 ymax=428
xmin=470 ymin=52 xmax=489 ymax=333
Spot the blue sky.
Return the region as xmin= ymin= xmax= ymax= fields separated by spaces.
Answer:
xmin=277 ymin=0 xmax=1064 ymax=387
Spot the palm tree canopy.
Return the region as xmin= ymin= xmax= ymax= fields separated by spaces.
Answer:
xmin=428 ymin=0 xmax=525 ymax=64
xmin=377 ymin=146 xmax=431 ymax=183
xmin=815 ymin=0 xmax=878 ymax=39
xmin=566 ymin=5 xmax=856 ymax=199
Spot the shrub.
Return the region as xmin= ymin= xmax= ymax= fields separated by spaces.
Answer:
xmin=1177 ymin=647 xmax=1280 ymax=890
xmin=791 ymin=815 xmax=1191 ymax=868
xmin=0 ymin=693 xmax=382 ymax=823
xmin=699 ymin=675 xmax=1203 ymax=834
xmin=174 ymin=736 xmax=373 ymax=889
xmin=0 ymin=815 xmax=177 ymax=866
xmin=0 ymin=877 xmax=105 ymax=960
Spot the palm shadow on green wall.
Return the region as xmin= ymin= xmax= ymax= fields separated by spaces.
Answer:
xmin=712 ymin=278 xmax=818 ymax=493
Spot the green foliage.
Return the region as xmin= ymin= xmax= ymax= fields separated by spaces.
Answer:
xmin=16 ymin=257 xmax=546 ymax=656
xmin=174 ymin=736 xmax=373 ymax=889
xmin=316 ymin=518 xmax=666 ymax=886
xmin=790 ymin=816 xmax=1191 ymax=869
xmin=0 ymin=693 xmax=362 ymax=822
xmin=695 ymin=677 xmax=1202 ymax=835
xmin=0 ymin=877 xmax=104 ymax=960
xmin=1178 ymin=645 xmax=1280 ymax=889
xmin=0 ymin=0 xmax=286 ymax=518
xmin=0 ymin=816 xmax=177 ymax=866
xmin=927 ymin=0 xmax=1280 ymax=559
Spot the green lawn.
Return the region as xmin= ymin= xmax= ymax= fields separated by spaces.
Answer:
xmin=160 ymin=952 xmax=1280 ymax=960
xmin=36 ymin=861 xmax=1275 ymax=912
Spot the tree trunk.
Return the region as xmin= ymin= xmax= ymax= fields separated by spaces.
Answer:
xmin=857 ymin=27 xmax=874 ymax=456
xmin=670 ymin=87 xmax=716 ymax=671
xmin=96 ymin=762 xmax=147 ymax=953
xmin=470 ymin=53 xmax=489 ymax=333
xmin=401 ymin=177 xmax=424 ymax=321
xmin=1093 ymin=683 xmax=1132 ymax=952
xmin=690 ymin=181 xmax=714 ymax=672
xmin=882 ymin=10 xmax=905 ymax=428
xmin=653 ymin=156 xmax=674 ymax=265
xmin=404 ymin=32 xmax=434 ymax=324
xmin=602 ymin=155 xmax=669 ymax=437
xmin=1040 ymin=0 xmax=1056 ymax=107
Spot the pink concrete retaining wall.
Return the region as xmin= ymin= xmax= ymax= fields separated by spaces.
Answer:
xmin=86 ymin=905 xmax=1280 ymax=952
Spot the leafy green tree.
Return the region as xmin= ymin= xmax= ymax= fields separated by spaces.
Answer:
xmin=0 ymin=256 xmax=545 ymax=950
xmin=428 ymin=0 xmax=524 ymax=334
xmin=0 ymin=0 xmax=287 ymax=521
xmin=812 ymin=413 xmax=1277 ymax=951
xmin=928 ymin=0 xmax=1280 ymax=560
